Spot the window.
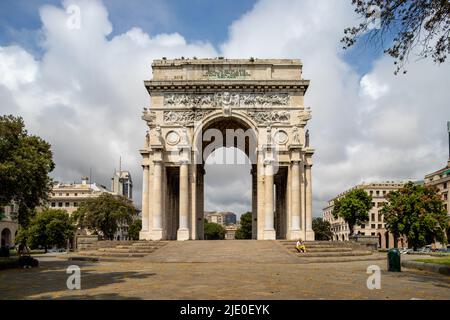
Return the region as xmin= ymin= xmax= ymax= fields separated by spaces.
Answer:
xmin=371 ymin=224 xmax=375 ymax=229
xmin=74 ymin=202 xmax=78 ymax=207
xmin=74 ymin=193 xmax=78 ymax=196
xmin=371 ymin=232 xmax=376 ymax=236
xmin=371 ymin=213 xmax=375 ymax=221
xmin=444 ymin=182 xmax=447 ymax=189
xmin=51 ymin=202 xmax=56 ymax=207
xmin=369 ymin=190 xmax=373 ymax=195
xmin=360 ymin=232 xmax=365 ymax=236
xmin=378 ymin=214 xmax=382 ymax=222
xmin=376 ymin=190 xmax=380 ymax=196
xmin=361 ymin=224 xmax=365 ymax=229
xmin=443 ymin=193 xmax=448 ymax=201
xmin=66 ymin=193 xmax=69 ymax=196
xmin=65 ymin=202 xmax=70 ymax=207
xmin=377 ymin=202 xmax=383 ymax=207
xmin=58 ymin=202 xmax=63 ymax=207
xmin=371 ymin=202 xmax=375 ymax=207
xmin=378 ymin=224 xmax=382 ymax=229
xmin=383 ymin=190 xmax=387 ymax=195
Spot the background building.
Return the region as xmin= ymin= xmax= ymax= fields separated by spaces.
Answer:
xmin=48 ymin=177 xmax=132 ymax=240
xmin=204 ymin=211 xmax=237 ymax=226
xmin=111 ymin=170 xmax=133 ymax=199
xmin=424 ymin=160 xmax=450 ymax=216
xmin=323 ymin=181 xmax=409 ymax=249
xmin=0 ymin=203 xmax=18 ymax=247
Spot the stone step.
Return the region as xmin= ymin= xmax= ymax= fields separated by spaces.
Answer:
xmin=115 ymin=245 xmax=159 ymax=250
xmin=98 ymin=248 xmax=156 ymax=253
xmin=77 ymin=251 xmax=146 ymax=258
xmin=288 ymin=247 xmax=353 ymax=253
xmin=297 ymin=250 xmax=372 ymax=258
xmin=298 ymin=255 xmax=387 ymax=264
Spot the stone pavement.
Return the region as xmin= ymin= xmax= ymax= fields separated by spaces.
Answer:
xmin=0 ymin=240 xmax=449 ymax=300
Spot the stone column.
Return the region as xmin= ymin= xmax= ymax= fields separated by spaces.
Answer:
xmin=177 ymin=162 xmax=190 ymax=240
xmin=305 ymin=164 xmax=314 ymax=240
xmin=251 ymin=166 xmax=257 ymax=239
xmin=290 ymin=161 xmax=301 ymax=239
xmin=257 ymin=153 xmax=265 ymax=240
xmin=141 ymin=165 xmax=149 ymax=232
xmin=150 ymin=160 xmax=164 ymax=240
xmin=264 ymin=161 xmax=276 ymax=240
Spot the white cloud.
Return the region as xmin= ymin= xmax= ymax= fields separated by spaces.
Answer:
xmin=1 ymin=0 xmax=449 ymax=220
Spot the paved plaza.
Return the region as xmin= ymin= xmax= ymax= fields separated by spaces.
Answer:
xmin=0 ymin=241 xmax=449 ymax=300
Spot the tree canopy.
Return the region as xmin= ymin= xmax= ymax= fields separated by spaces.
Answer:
xmin=332 ymin=188 xmax=373 ymax=235
xmin=0 ymin=115 xmax=55 ymax=226
xmin=203 ymin=220 xmax=226 ymax=240
xmin=16 ymin=208 xmax=75 ymax=252
xmin=342 ymin=0 xmax=450 ymax=74
xmin=381 ymin=182 xmax=448 ymax=250
xmin=235 ymin=212 xmax=252 ymax=240
xmin=312 ymin=217 xmax=333 ymax=241
xmin=72 ymin=193 xmax=136 ymax=240
xmin=128 ymin=219 xmax=142 ymax=241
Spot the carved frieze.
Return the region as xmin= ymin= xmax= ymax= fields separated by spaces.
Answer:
xmin=246 ymin=110 xmax=290 ymax=124
xmin=163 ymin=110 xmax=211 ymax=124
xmin=163 ymin=93 xmax=289 ymax=108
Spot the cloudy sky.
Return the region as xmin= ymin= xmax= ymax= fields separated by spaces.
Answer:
xmin=1 ymin=0 xmax=449 ymax=218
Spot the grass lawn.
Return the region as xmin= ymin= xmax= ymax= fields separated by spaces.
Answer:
xmin=415 ymin=257 xmax=450 ymax=266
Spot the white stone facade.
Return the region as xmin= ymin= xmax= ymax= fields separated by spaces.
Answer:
xmin=139 ymin=58 xmax=315 ymax=241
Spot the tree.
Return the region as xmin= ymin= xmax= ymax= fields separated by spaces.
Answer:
xmin=332 ymin=188 xmax=373 ymax=235
xmin=381 ymin=182 xmax=448 ymax=250
xmin=203 ymin=220 xmax=226 ymax=240
xmin=128 ymin=219 xmax=142 ymax=241
xmin=312 ymin=217 xmax=333 ymax=241
xmin=72 ymin=193 xmax=136 ymax=240
xmin=17 ymin=208 xmax=75 ymax=252
xmin=0 ymin=115 xmax=55 ymax=227
xmin=342 ymin=0 xmax=450 ymax=74
xmin=235 ymin=212 xmax=252 ymax=239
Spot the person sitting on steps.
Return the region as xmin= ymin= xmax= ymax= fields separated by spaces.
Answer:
xmin=296 ymin=239 xmax=306 ymax=253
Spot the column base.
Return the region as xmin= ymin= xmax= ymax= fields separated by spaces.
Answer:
xmin=177 ymin=228 xmax=190 ymax=241
xmin=289 ymin=229 xmax=303 ymax=240
xmin=148 ymin=229 xmax=165 ymax=241
xmin=263 ymin=229 xmax=276 ymax=240
xmin=305 ymin=230 xmax=315 ymax=241
xmin=139 ymin=231 xmax=151 ymax=240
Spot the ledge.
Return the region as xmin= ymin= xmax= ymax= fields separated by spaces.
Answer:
xmin=402 ymin=260 xmax=450 ymax=276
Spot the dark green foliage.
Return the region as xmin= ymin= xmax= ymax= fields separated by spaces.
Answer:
xmin=72 ymin=193 xmax=136 ymax=240
xmin=128 ymin=219 xmax=142 ymax=240
xmin=332 ymin=188 xmax=373 ymax=235
xmin=381 ymin=182 xmax=449 ymax=250
xmin=19 ymin=208 xmax=75 ymax=252
xmin=0 ymin=115 xmax=55 ymax=226
xmin=312 ymin=217 xmax=333 ymax=240
xmin=235 ymin=212 xmax=252 ymax=239
xmin=204 ymin=220 xmax=226 ymax=240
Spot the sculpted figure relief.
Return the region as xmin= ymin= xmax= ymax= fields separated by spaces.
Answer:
xmin=163 ymin=93 xmax=289 ymax=108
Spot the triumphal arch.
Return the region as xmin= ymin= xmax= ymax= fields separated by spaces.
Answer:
xmin=139 ymin=58 xmax=314 ymax=241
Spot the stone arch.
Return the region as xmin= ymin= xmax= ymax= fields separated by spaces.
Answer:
xmin=192 ymin=110 xmax=259 ymax=163
xmin=1 ymin=228 xmax=11 ymax=247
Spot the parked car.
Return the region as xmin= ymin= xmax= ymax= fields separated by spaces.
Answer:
xmin=399 ymin=248 xmax=413 ymax=254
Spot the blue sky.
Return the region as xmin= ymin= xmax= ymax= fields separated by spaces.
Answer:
xmin=0 ymin=0 xmax=384 ymax=75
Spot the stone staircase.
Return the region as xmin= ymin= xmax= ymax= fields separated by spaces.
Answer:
xmin=68 ymin=241 xmax=168 ymax=261
xmin=278 ymin=240 xmax=386 ymax=264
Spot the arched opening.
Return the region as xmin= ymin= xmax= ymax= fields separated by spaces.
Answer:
xmin=204 ymin=147 xmax=251 ymax=240
xmin=195 ymin=115 xmax=259 ymax=240
xmin=385 ymin=231 xmax=390 ymax=249
xmin=1 ymin=228 xmax=11 ymax=247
